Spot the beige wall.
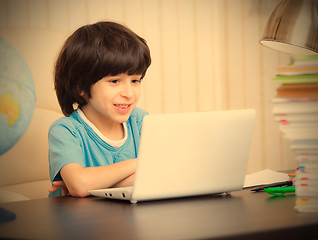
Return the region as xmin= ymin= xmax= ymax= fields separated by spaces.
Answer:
xmin=0 ymin=0 xmax=296 ymax=174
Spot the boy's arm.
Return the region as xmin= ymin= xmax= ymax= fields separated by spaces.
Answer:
xmin=49 ymin=173 xmax=135 ymax=194
xmin=112 ymin=173 xmax=135 ymax=188
xmin=60 ymin=158 xmax=137 ymax=197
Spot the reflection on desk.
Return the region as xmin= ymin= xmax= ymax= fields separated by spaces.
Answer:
xmin=0 ymin=189 xmax=317 ymax=240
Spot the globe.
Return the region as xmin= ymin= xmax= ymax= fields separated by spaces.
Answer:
xmin=0 ymin=38 xmax=36 ymax=155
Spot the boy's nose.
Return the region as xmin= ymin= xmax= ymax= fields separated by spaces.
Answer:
xmin=120 ymin=84 xmax=133 ymax=98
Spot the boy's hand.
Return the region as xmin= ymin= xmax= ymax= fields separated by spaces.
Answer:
xmin=48 ymin=180 xmax=69 ymax=196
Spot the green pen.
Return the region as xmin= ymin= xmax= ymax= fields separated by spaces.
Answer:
xmin=264 ymin=186 xmax=296 ymax=196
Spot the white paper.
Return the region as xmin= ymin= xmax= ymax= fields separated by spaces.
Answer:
xmin=244 ymin=169 xmax=290 ymax=188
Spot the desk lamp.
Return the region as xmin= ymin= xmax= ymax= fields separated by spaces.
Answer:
xmin=259 ymin=0 xmax=318 ymax=213
xmin=260 ymin=0 xmax=318 ymax=56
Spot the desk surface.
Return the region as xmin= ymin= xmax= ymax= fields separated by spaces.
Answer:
xmin=0 ymin=189 xmax=317 ymax=240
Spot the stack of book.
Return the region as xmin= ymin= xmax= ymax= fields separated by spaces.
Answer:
xmin=271 ymin=55 xmax=318 ymax=213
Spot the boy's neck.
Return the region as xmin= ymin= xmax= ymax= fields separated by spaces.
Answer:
xmin=78 ymin=108 xmax=125 ymax=141
xmin=102 ymin=123 xmax=124 ymax=141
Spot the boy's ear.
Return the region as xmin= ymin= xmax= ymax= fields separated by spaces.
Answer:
xmin=77 ymin=85 xmax=85 ymax=96
xmin=79 ymin=89 xmax=90 ymax=102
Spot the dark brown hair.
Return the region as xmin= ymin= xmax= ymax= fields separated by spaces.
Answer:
xmin=54 ymin=21 xmax=151 ymax=116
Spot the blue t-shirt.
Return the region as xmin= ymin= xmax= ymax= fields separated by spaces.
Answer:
xmin=48 ymin=107 xmax=148 ymax=197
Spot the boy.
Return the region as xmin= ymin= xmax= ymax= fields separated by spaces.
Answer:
xmin=48 ymin=21 xmax=151 ymax=197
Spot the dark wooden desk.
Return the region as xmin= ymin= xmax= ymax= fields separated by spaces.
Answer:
xmin=0 ymin=189 xmax=317 ymax=240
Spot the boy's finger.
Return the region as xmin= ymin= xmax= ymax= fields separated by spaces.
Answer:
xmin=62 ymin=187 xmax=69 ymax=196
xmin=52 ymin=181 xmax=66 ymax=187
xmin=48 ymin=186 xmax=60 ymax=193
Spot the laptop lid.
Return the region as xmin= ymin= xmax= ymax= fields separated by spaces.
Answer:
xmin=130 ymin=109 xmax=256 ymax=203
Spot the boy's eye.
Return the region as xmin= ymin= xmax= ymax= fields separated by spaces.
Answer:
xmin=110 ymin=80 xmax=119 ymax=84
xmin=132 ymin=79 xmax=141 ymax=84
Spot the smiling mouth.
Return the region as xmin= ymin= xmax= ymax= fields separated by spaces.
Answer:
xmin=114 ymin=104 xmax=131 ymax=109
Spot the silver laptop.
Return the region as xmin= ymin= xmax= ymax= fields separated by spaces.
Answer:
xmin=89 ymin=109 xmax=256 ymax=203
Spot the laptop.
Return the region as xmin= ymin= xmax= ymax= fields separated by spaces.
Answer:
xmin=89 ymin=109 xmax=256 ymax=203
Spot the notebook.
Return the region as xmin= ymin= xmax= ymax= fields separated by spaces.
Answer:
xmin=89 ymin=109 xmax=256 ymax=203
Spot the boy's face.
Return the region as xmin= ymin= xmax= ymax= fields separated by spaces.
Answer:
xmin=82 ymin=73 xmax=142 ymax=126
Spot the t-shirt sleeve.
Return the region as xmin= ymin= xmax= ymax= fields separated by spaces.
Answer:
xmin=48 ymin=122 xmax=85 ymax=182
